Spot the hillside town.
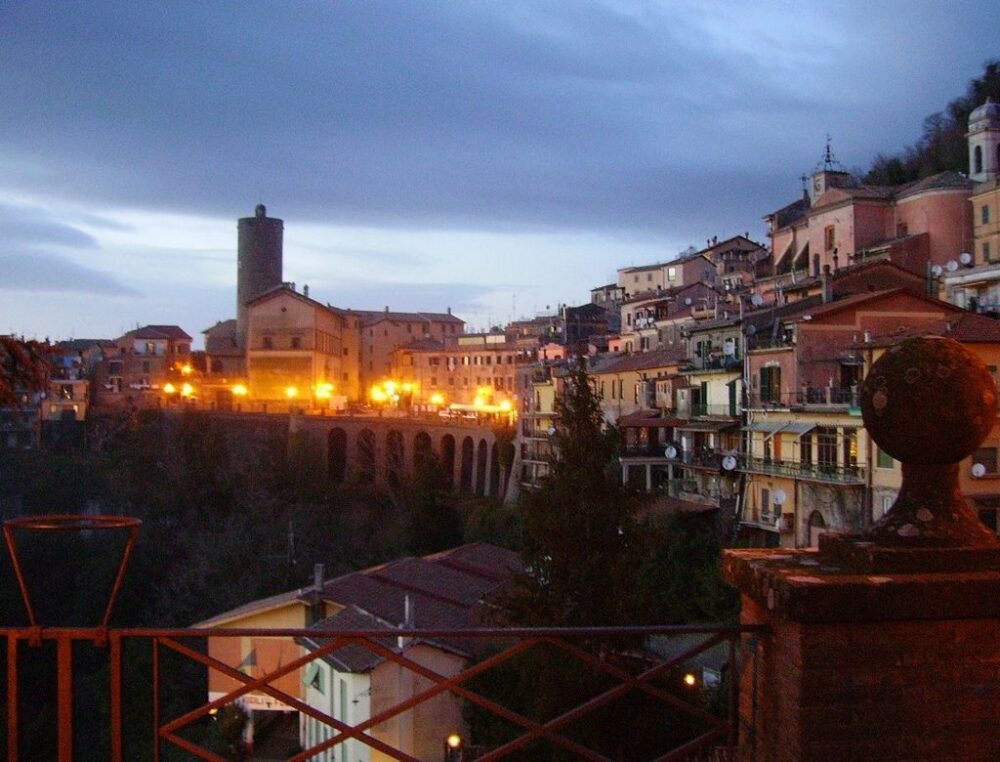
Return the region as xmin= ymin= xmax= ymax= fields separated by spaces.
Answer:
xmin=7 ymin=100 xmax=1000 ymax=557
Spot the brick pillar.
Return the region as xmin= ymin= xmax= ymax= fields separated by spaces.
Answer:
xmin=724 ymin=337 xmax=1000 ymax=761
xmin=724 ymin=550 xmax=1000 ymax=760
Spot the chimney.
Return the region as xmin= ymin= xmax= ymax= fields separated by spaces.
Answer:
xmin=308 ymin=563 xmax=325 ymax=625
xmin=398 ymin=594 xmax=415 ymax=650
xmin=385 ymin=305 xmax=389 ymax=314
xmin=303 ymin=284 xmax=309 ymax=299
xmin=821 ymin=265 xmax=833 ymax=303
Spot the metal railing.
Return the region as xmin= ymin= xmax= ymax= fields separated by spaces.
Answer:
xmin=1 ymin=623 xmax=763 ymax=761
xmin=746 ymin=387 xmax=859 ymax=409
xmin=1 ymin=514 xmax=763 ymax=761
xmin=740 ymin=456 xmax=865 ymax=484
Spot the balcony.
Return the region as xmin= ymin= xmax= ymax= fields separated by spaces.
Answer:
xmin=739 ymin=455 xmax=865 ymax=484
xmin=747 ymin=387 xmax=860 ymax=411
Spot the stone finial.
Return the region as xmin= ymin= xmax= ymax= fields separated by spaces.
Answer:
xmin=860 ymin=336 xmax=999 ymax=548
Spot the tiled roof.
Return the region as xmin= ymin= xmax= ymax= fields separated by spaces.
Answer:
xmin=860 ymin=311 xmax=1000 ymax=347
xmin=197 ymin=543 xmax=519 ymax=635
xmin=590 ymin=346 xmax=688 ymax=375
xmin=895 ymin=170 xmax=972 ymax=199
xmin=349 ymin=309 xmax=464 ymax=326
xmin=134 ymin=325 xmax=192 ymax=341
xmin=397 ymin=338 xmax=446 ymax=351
xmin=202 ymin=319 xmax=237 ymax=338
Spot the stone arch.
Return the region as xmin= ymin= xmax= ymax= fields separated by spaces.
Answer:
xmin=807 ymin=510 xmax=827 ymax=548
xmin=460 ymin=436 xmax=475 ymax=492
xmin=358 ymin=428 xmax=376 ymax=484
xmin=501 ymin=440 xmax=516 ymax=495
xmin=476 ymin=439 xmax=488 ymax=496
xmin=413 ymin=430 xmax=433 ymax=473
xmin=489 ymin=442 xmax=500 ymax=497
xmin=387 ymin=429 xmax=405 ymax=489
xmin=328 ymin=428 xmax=347 ymax=484
xmin=440 ymin=434 xmax=456 ymax=490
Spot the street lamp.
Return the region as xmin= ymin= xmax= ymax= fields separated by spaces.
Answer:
xmin=444 ymin=733 xmax=463 ymax=761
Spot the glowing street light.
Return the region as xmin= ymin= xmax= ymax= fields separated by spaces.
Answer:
xmin=163 ymin=383 xmax=177 ymax=395
xmin=430 ymin=392 xmax=445 ymax=406
xmin=683 ymin=672 xmax=698 ymax=687
xmin=180 ymin=383 xmax=194 ymax=398
xmin=285 ymin=386 xmax=298 ymax=399
xmin=231 ymin=383 xmax=248 ymax=397
xmin=315 ymin=382 xmax=334 ymax=400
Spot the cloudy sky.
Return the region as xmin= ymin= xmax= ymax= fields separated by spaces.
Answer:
xmin=2 ymin=1 xmax=999 ymax=344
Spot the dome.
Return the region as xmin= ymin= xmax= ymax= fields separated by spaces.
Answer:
xmin=969 ymin=97 xmax=1000 ymax=129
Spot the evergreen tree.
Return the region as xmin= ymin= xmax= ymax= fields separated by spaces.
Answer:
xmin=866 ymin=59 xmax=1000 ymax=184
xmin=503 ymin=356 xmax=641 ymax=627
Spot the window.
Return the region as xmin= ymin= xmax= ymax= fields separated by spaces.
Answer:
xmin=291 ymin=336 xmax=301 ymax=349
xmin=896 ymin=222 xmax=908 ymax=237
xmin=647 ymin=272 xmax=652 ymax=282
xmin=974 ymin=145 xmax=983 ymax=175
xmin=816 ymin=427 xmax=837 ymax=468
xmin=877 ymin=447 xmax=893 ymax=469
xmin=760 ymin=488 xmax=770 ymax=521
xmin=843 ymin=429 xmax=857 ymax=469
xmin=343 ymin=347 xmax=349 ymax=356
xmin=800 ymin=434 xmax=812 ymax=465
xmin=141 ymin=360 xmax=150 ymax=373
xmin=983 ymin=205 xmax=991 ymax=225
xmin=263 ymin=336 xmax=273 ymax=349
xmin=145 ymin=341 xmax=156 ymax=355
xmin=824 ymin=225 xmax=835 ymax=252
xmin=759 ymin=366 xmax=781 ymax=403
xmin=984 ymin=242 xmax=992 ymax=262
xmin=667 ymin=267 xmax=677 ymax=282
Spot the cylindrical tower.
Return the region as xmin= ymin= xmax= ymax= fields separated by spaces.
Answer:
xmin=236 ymin=204 xmax=283 ymax=349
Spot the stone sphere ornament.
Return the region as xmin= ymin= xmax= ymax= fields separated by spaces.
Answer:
xmin=859 ymin=336 xmax=1000 ymax=547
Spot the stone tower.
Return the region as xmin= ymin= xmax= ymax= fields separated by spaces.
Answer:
xmin=236 ymin=204 xmax=283 ymax=349
xmin=968 ymin=97 xmax=1000 ymax=183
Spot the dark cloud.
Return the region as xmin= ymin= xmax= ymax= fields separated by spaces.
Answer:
xmin=0 ymin=203 xmax=99 ymax=248
xmin=6 ymin=1 xmax=993 ymax=238
xmin=0 ymin=250 xmax=140 ymax=297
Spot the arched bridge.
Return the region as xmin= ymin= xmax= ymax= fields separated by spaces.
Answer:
xmin=293 ymin=415 xmax=516 ymax=499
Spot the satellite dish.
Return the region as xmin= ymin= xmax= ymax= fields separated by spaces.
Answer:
xmin=751 ymin=294 xmax=764 ymax=307
xmin=930 ymin=264 xmax=943 ymax=277
xmin=547 ymin=426 xmax=556 ymax=437
xmin=972 ymin=462 xmax=987 ymax=478
xmin=664 ymin=445 xmax=678 ymax=459
xmin=684 ymin=297 xmax=692 ymax=306
xmin=959 ymin=252 xmax=974 ymax=266
xmin=946 ymin=260 xmax=959 ymax=272
xmin=773 ymin=489 xmax=787 ymax=506
xmin=722 ymin=455 xmax=738 ymax=471
xmin=745 ymin=324 xmax=757 ymax=336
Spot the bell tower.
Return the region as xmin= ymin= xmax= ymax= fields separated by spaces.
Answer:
xmin=968 ymin=97 xmax=1000 ymax=183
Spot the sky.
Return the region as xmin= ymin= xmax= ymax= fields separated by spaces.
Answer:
xmin=2 ymin=1 xmax=999 ymax=346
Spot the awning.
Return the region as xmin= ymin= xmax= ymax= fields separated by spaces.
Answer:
xmin=744 ymin=421 xmax=786 ymax=434
xmin=676 ymin=420 xmax=738 ymax=433
xmin=781 ymin=422 xmax=816 ymax=435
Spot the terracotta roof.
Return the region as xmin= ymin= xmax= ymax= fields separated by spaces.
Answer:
xmin=397 ymin=338 xmax=446 ymax=351
xmin=858 ymin=312 xmax=1000 ymax=347
xmin=590 ymin=346 xmax=688 ymax=375
xmin=133 ymin=325 xmax=192 ymax=341
xmin=618 ymin=411 xmax=686 ymax=428
xmin=349 ymin=309 xmax=464 ymax=326
xmin=895 ymin=170 xmax=972 ymax=199
xmin=196 ymin=543 xmax=519 ymax=632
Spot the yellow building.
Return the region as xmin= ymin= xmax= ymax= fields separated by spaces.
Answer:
xmin=245 ymin=285 xmax=359 ymax=409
